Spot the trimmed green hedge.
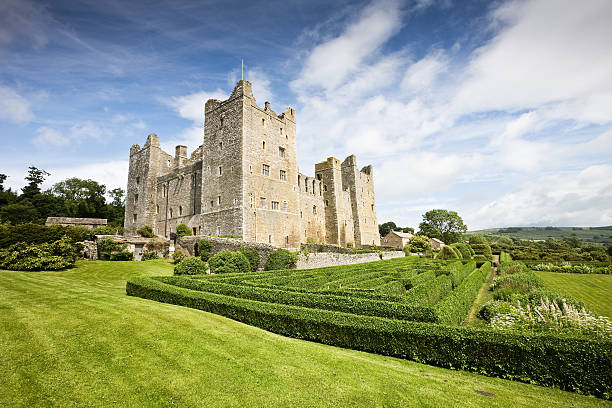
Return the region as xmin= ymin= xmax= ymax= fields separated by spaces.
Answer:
xmin=126 ymin=275 xmax=612 ymax=399
xmin=404 ymin=275 xmax=452 ymax=306
xmin=435 ymin=262 xmax=491 ymax=326
xmin=449 ymin=261 xmax=476 ymax=288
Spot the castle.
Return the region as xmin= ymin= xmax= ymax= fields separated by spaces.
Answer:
xmin=124 ymin=80 xmax=380 ymax=248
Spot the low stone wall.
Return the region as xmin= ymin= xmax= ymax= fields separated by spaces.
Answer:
xmin=295 ymin=251 xmax=405 ymax=270
xmin=176 ymin=236 xmax=276 ymax=270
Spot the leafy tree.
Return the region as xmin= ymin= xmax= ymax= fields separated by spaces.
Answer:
xmin=197 ymin=239 xmax=212 ymax=261
xmin=109 ymin=188 xmax=124 ymax=207
xmin=418 ymin=209 xmax=467 ymax=244
xmin=175 ymin=223 xmax=192 ymax=236
xmin=0 ymin=201 xmax=40 ymax=225
xmin=137 ymin=225 xmax=154 ymax=238
xmin=607 ymin=244 xmax=612 ymax=257
xmin=400 ymin=227 xmax=414 ymax=234
xmin=403 ymin=235 xmax=432 ymax=254
xmin=21 ymin=167 xmax=50 ymax=199
xmin=0 ymin=174 xmax=6 ymax=192
xmin=378 ymin=221 xmax=397 ymax=237
xmin=51 ymin=178 xmax=107 ymax=219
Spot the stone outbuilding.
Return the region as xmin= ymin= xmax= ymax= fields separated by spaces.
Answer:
xmin=430 ymin=237 xmax=445 ymax=250
xmin=45 ymin=217 xmax=107 ymax=229
xmin=381 ymin=230 xmax=414 ymax=250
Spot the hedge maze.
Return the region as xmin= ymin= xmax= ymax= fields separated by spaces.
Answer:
xmin=127 ymin=257 xmax=612 ymax=399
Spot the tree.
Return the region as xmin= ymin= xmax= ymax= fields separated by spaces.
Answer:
xmin=109 ymin=188 xmax=125 ymax=207
xmin=607 ymin=244 xmax=612 ymax=257
xmin=404 ymin=235 xmax=432 ymax=254
xmin=417 ymin=209 xmax=467 ymax=244
xmin=22 ymin=167 xmax=50 ymax=199
xmin=51 ymin=178 xmax=107 ymax=219
xmin=0 ymin=174 xmax=6 ymax=192
xmin=378 ymin=221 xmax=397 ymax=237
xmin=0 ymin=201 xmax=40 ymax=225
xmin=400 ymin=227 xmax=414 ymax=234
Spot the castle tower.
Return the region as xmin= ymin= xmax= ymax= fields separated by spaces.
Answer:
xmin=341 ymin=155 xmax=380 ymax=247
xmin=124 ymin=134 xmax=167 ymax=236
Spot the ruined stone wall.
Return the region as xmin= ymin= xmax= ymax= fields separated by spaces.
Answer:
xmin=176 ymin=235 xmax=276 ymax=270
xmin=297 ymin=173 xmax=326 ymax=244
xmin=315 ymin=157 xmax=346 ymax=246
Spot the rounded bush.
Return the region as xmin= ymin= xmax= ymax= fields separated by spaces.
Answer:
xmin=238 ymin=247 xmax=260 ymax=271
xmin=174 ymin=256 xmax=207 ymax=275
xmin=197 ymin=239 xmax=212 ymax=261
xmin=141 ymin=251 xmax=159 ymax=261
xmin=434 ymin=245 xmax=461 ymax=260
xmin=137 ymin=225 xmax=154 ymax=238
xmin=403 ymin=236 xmax=432 ymax=255
xmin=173 ymin=249 xmax=186 ymax=264
xmin=450 ymin=242 xmax=471 ymax=259
xmin=175 ymin=223 xmax=192 ymax=237
xmin=264 ymin=249 xmax=298 ymax=271
xmin=209 ymin=250 xmax=251 ymax=274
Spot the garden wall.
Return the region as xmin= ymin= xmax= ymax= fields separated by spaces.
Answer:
xmin=295 ymin=251 xmax=405 ymax=270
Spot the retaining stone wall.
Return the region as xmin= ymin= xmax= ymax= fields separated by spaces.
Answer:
xmin=296 ymin=250 xmax=405 ymax=270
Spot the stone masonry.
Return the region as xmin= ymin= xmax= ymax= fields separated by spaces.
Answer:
xmin=124 ymin=80 xmax=380 ymax=248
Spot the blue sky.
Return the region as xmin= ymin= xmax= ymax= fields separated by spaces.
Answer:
xmin=1 ymin=0 xmax=611 ymax=230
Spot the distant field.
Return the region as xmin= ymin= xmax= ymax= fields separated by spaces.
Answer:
xmin=1 ymin=260 xmax=607 ymax=407
xmin=535 ymin=271 xmax=612 ymax=318
xmin=467 ymin=226 xmax=612 ymax=245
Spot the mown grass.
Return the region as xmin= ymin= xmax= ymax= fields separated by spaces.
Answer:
xmin=1 ymin=260 xmax=609 ymax=407
xmin=535 ymin=271 xmax=612 ymax=318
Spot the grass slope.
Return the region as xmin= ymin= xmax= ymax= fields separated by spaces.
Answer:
xmin=467 ymin=226 xmax=612 ymax=245
xmin=1 ymin=260 xmax=608 ymax=407
xmin=535 ymin=271 xmax=612 ymax=318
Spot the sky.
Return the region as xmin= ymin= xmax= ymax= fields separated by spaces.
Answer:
xmin=1 ymin=0 xmax=611 ymax=230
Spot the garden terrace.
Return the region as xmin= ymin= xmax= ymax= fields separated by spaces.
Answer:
xmin=127 ymin=257 xmax=612 ymax=398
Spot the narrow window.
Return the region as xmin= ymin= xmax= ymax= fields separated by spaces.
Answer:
xmin=133 ymin=213 xmax=137 ymax=223
xmin=282 ymin=201 xmax=288 ymax=211
xmin=278 ymin=147 xmax=285 ymax=158
xmin=262 ymin=118 xmax=265 ymax=127
xmin=134 ymin=194 xmax=139 ymax=204
xmin=312 ymin=180 xmax=315 ymax=194
xmin=285 ymin=236 xmax=289 ymax=245
xmin=280 ymin=128 xmax=283 ymax=135
xmin=218 ymin=166 xmax=222 ymax=176
xmin=262 ymin=140 xmax=266 ymax=150
xmin=210 ymin=200 xmax=214 ymax=208
xmin=217 ymin=226 xmax=221 ymax=235
xmin=136 ymin=176 xmax=141 ymax=184
xmin=271 ymin=201 xmax=279 ymax=210
xmin=167 ymin=160 xmax=171 ymax=167
xmin=371 ymin=204 xmax=374 ymax=211
xmin=268 ymin=234 xmax=272 ymax=244
xmin=217 ymin=195 xmax=221 ymax=205
xmin=169 ymin=208 xmax=173 ymax=218
xmin=325 ymin=200 xmax=329 ymax=207
xmin=219 ymin=142 xmax=223 ymax=150
xmin=313 ymin=205 xmax=317 ymax=215
xmin=220 ymin=117 xmax=224 ymax=127
xmin=324 ymin=185 xmax=327 ymax=192
xmin=279 ymin=170 xmax=286 ymax=181
xmin=316 ymin=174 xmax=321 ymax=180
xmin=156 ymin=204 xmax=159 ymax=214
xmin=260 ymin=197 xmax=266 ymax=208
xmin=179 ymin=206 xmax=182 ymax=216
xmin=262 ymin=164 xmax=270 ymax=176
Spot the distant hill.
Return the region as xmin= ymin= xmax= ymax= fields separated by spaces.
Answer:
xmin=466 ymin=226 xmax=612 ymax=245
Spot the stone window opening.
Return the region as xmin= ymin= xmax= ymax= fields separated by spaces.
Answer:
xmin=156 ymin=204 xmax=159 ymax=214
xmin=285 ymin=236 xmax=289 ymax=245
xmin=260 ymin=197 xmax=266 ymax=208
xmin=312 ymin=180 xmax=315 ymax=194
xmin=371 ymin=204 xmax=374 ymax=211
xmin=210 ymin=200 xmax=214 ymax=208
xmin=134 ymin=194 xmax=139 ymax=204
xmin=316 ymin=174 xmax=321 ymax=181
xmin=278 ymin=147 xmax=285 ymax=158
xmin=262 ymin=118 xmax=265 ymax=127
xmin=169 ymin=208 xmax=173 ymax=218
xmin=219 ymin=142 xmax=223 ymax=150
xmin=218 ymin=166 xmax=222 ymax=176
xmin=179 ymin=206 xmax=183 ymax=216
xmin=282 ymin=201 xmax=288 ymax=211
xmin=262 ymin=164 xmax=270 ymax=176
xmin=268 ymin=234 xmax=272 ymax=244
xmin=280 ymin=170 xmax=286 ymax=181
xmin=262 ymin=140 xmax=266 ymax=150
xmin=167 ymin=160 xmax=171 ymax=167
xmin=325 ymin=200 xmax=329 ymax=207
xmin=324 ymin=184 xmax=327 ymax=192
xmin=136 ymin=176 xmax=141 ymax=185
xmin=271 ymin=201 xmax=279 ymax=210
xmin=280 ymin=127 xmax=283 ymax=135
xmin=313 ymin=205 xmax=317 ymax=215
xmin=217 ymin=226 xmax=221 ymax=235
xmin=217 ymin=195 xmax=221 ymax=206
xmin=132 ymin=213 xmax=137 ymax=223
xmin=220 ymin=117 xmax=224 ymax=127
xmin=300 ymin=210 xmax=302 ymax=218
xmin=249 ymin=165 xmax=252 ymax=174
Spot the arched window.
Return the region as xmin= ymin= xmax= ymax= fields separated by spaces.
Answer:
xmin=179 ymin=206 xmax=182 ymax=216
xmin=169 ymin=208 xmax=173 ymax=218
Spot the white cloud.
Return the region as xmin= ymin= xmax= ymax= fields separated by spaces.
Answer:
xmin=0 ymin=0 xmax=51 ymax=49
xmin=401 ymin=50 xmax=448 ymax=92
xmin=0 ymin=86 xmax=34 ymax=123
xmin=290 ymin=0 xmax=402 ymax=93
xmin=246 ymin=68 xmax=273 ymax=104
xmin=167 ymin=90 xmax=225 ymax=123
xmin=33 ymin=126 xmax=69 ymax=146
xmin=42 ymin=160 xmax=129 ymax=193
xmin=469 ymin=165 xmax=612 ymax=229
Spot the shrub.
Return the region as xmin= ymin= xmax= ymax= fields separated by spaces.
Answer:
xmin=0 ymin=223 xmax=93 ymax=249
xmin=91 ymin=225 xmax=120 ymax=235
xmin=470 ymin=243 xmax=492 ymax=261
xmin=468 ymin=234 xmax=488 ymax=245
xmin=434 ymin=245 xmax=461 ymax=260
xmin=141 ymin=251 xmax=159 ymax=261
xmin=209 ymin=250 xmax=251 ymax=274
xmin=450 ymin=242 xmax=472 ymax=259
xmin=110 ymin=251 xmax=134 ymax=261
xmin=175 ymin=223 xmax=192 ymax=237
xmin=404 ymin=275 xmax=453 ymax=306
xmin=137 ymin=225 xmax=154 ymax=238
xmin=145 ymin=237 xmax=168 ymax=254
xmin=0 ymin=237 xmax=82 ymax=271
xmin=174 ymin=256 xmax=207 ymax=275
xmin=404 ymin=236 xmax=432 ymax=255
xmin=264 ymin=249 xmax=299 ymax=271
xmin=238 ymin=246 xmax=260 ymax=271
xmin=197 ymin=239 xmax=212 ymax=261
xmin=173 ymin=249 xmax=186 ymax=264
xmin=97 ymin=237 xmax=126 ymax=260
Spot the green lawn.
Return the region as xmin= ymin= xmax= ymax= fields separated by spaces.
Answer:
xmin=1 ymin=261 xmax=609 ymax=407
xmin=535 ymin=271 xmax=612 ymax=318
